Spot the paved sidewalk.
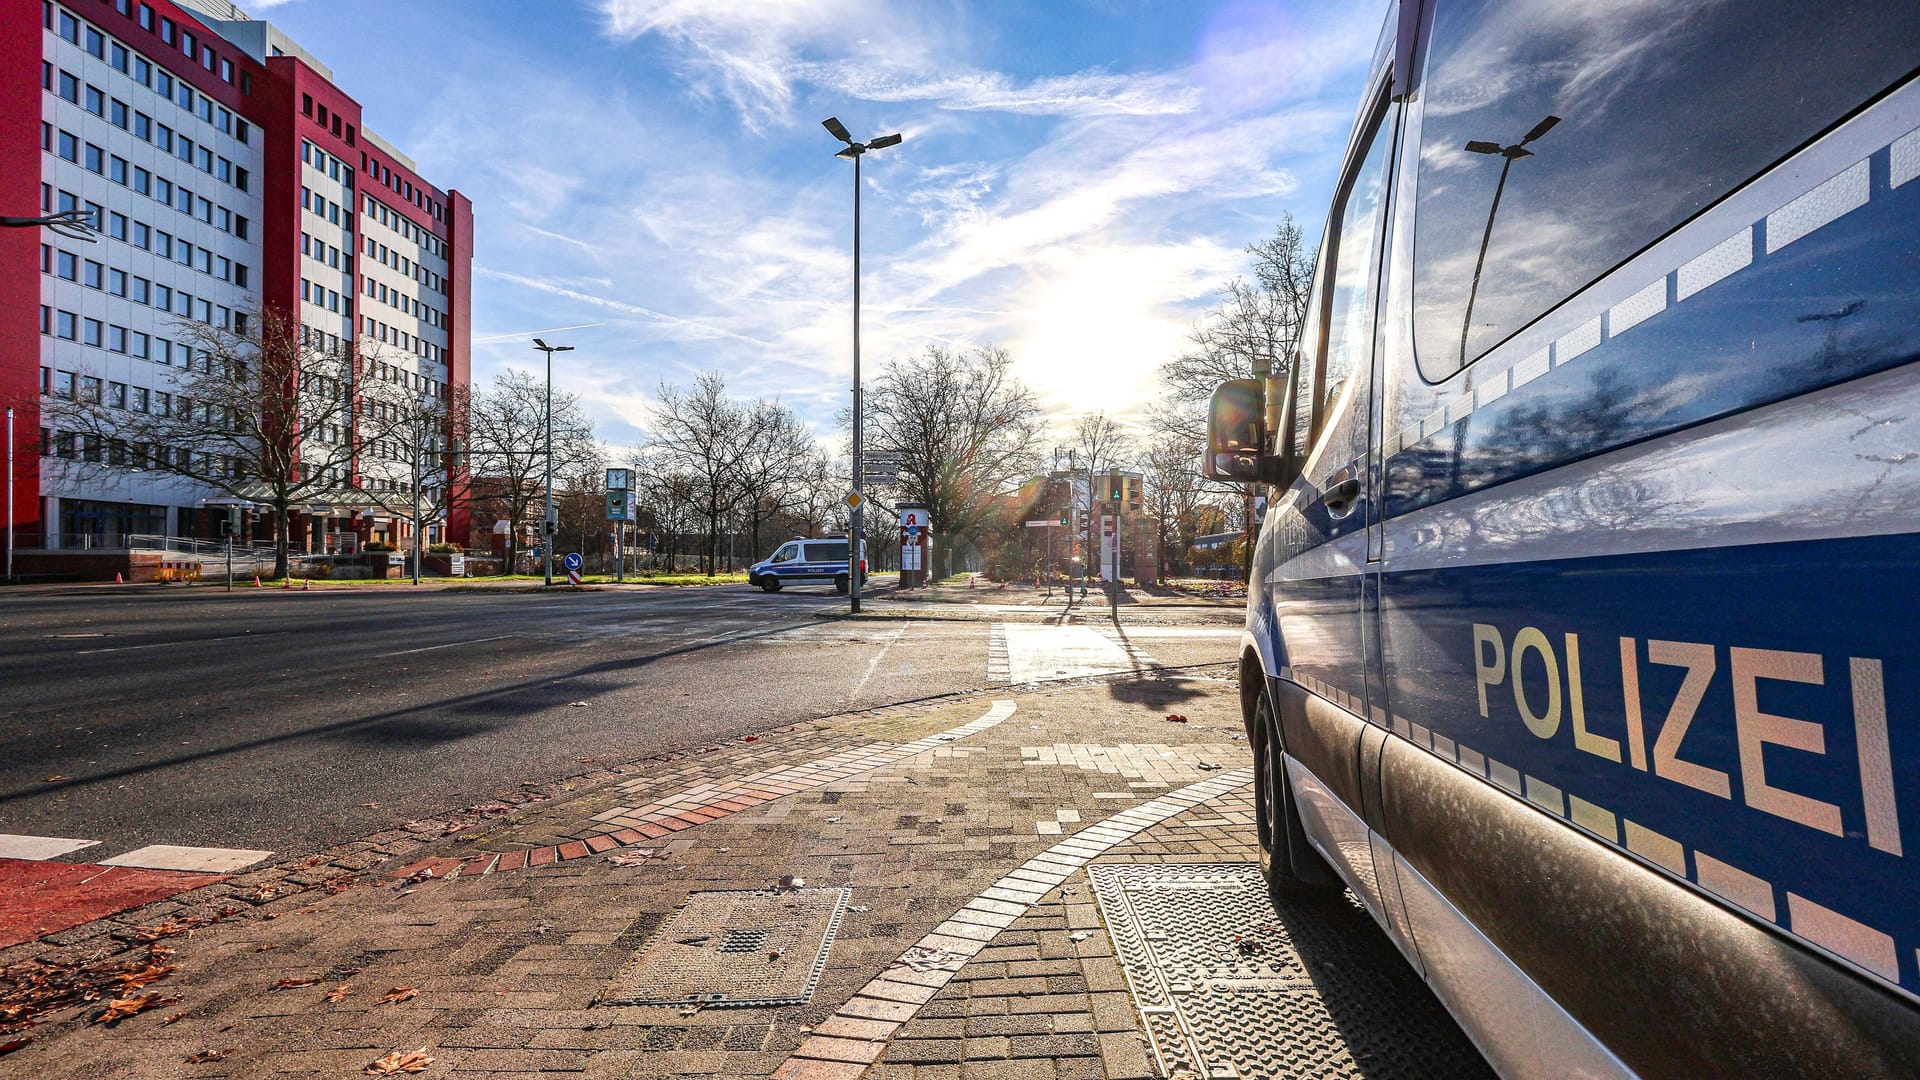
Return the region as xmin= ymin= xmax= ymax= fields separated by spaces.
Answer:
xmin=0 ymin=669 xmax=1483 ymax=1079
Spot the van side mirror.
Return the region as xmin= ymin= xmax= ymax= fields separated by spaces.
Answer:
xmin=1200 ymin=368 xmax=1304 ymax=488
xmin=1202 ymin=380 xmax=1265 ymax=482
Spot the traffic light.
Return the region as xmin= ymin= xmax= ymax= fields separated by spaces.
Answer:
xmin=1059 ymin=510 xmax=1069 ymax=526
xmin=1110 ymin=482 xmax=1121 ymax=500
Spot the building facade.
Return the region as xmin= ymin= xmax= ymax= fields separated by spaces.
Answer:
xmin=2 ymin=0 xmax=471 ymax=565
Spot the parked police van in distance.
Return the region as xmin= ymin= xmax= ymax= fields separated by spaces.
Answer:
xmin=747 ymin=537 xmax=864 ymax=594
xmin=1204 ymin=1 xmax=1920 ymax=1075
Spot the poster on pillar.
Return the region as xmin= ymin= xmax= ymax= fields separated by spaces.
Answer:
xmin=898 ymin=504 xmax=931 ymax=587
xmin=1100 ymin=514 xmax=1120 ymax=581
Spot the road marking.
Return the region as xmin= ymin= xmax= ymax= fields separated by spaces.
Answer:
xmin=853 ymin=622 xmax=910 ymax=698
xmin=74 ymin=631 xmax=281 ymax=655
xmin=780 ymin=768 xmax=1253 ymax=1075
xmin=997 ymin=622 xmax=1156 ymax=683
xmin=0 ymin=834 xmax=101 ymax=860
xmin=102 ymin=845 xmax=274 ymax=873
xmin=389 ymin=634 xmax=517 ymax=656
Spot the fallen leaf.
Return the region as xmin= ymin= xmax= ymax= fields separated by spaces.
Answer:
xmin=364 ymin=1047 xmax=434 ymax=1074
xmin=1165 ymin=713 xmax=1189 ymax=723
xmin=184 ymin=1048 xmax=232 ymax=1063
xmin=741 ymin=736 xmax=759 ymax=743
xmin=254 ymin=943 xmax=280 ymax=952
xmin=96 ymin=993 xmax=178 ymax=1024
xmin=41 ymin=775 xmax=69 ymax=783
xmin=1069 ymin=931 xmax=1091 ymax=942
xmin=0 ymin=1037 xmax=31 ymax=1055
xmin=160 ymin=1012 xmax=189 ymax=1025
xmin=272 ymin=977 xmax=319 ymax=990
xmin=324 ymin=983 xmax=352 ymax=1003
xmin=324 ymin=877 xmax=358 ymax=895
xmin=378 ymin=986 xmax=418 ymax=1005
xmin=567 ymin=701 xmax=588 ymax=708
xmin=361 ymin=802 xmax=380 ymax=808
xmin=114 ymin=964 xmax=177 ymax=989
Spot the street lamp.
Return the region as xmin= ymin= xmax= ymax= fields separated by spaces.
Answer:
xmin=1458 ymin=114 xmax=1559 ymax=366
xmin=531 ymin=338 xmax=573 ymax=586
xmin=823 ymin=116 xmax=903 ymax=614
xmin=1 ymin=209 xmax=98 ymax=242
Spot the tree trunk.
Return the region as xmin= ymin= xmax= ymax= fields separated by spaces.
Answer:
xmin=273 ymin=499 xmax=291 ymax=580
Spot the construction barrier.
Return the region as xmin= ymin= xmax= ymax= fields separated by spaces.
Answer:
xmin=155 ymin=560 xmax=201 ymax=583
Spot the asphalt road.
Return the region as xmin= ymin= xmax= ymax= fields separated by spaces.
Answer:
xmin=0 ymin=582 xmax=1242 ymax=867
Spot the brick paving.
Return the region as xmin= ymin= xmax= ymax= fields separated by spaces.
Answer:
xmin=0 ymin=667 xmax=1482 ymax=1079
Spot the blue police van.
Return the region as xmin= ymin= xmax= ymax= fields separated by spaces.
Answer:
xmin=747 ymin=537 xmax=864 ymax=594
xmin=1205 ymin=2 xmax=1920 ymax=1075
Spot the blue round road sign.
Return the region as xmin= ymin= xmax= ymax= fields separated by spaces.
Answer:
xmin=564 ymin=552 xmax=583 ymax=571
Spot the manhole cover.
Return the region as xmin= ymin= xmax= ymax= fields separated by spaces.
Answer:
xmin=600 ymin=888 xmax=851 ymax=1007
xmin=1088 ymin=863 xmax=1490 ymax=1079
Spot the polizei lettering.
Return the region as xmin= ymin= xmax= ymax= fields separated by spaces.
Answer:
xmin=1471 ymin=624 xmax=1901 ymax=855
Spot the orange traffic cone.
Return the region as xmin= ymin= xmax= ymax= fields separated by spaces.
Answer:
xmin=115 ymin=571 xmax=124 ymax=584
xmin=253 ymin=574 xmax=262 ymax=587
xmin=282 ymin=576 xmax=291 ymax=589
xmin=302 ymin=578 xmax=311 ymax=591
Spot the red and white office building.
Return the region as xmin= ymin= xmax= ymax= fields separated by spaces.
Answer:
xmin=2 ymin=0 xmax=472 ymax=570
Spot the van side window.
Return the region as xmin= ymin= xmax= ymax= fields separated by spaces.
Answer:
xmin=771 ymin=544 xmax=799 ymax=564
xmin=1411 ymin=0 xmax=1920 ymax=379
xmin=1296 ymin=105 xmax=1394 ymax=456
xmin=1318 ymin=114 xmax=1393 ymax=421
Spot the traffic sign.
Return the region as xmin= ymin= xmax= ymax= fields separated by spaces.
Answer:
xmin=564 ymin=552 xmax=583 ymax=571
xmin=845 ymin=491 xmax=864 ymax=508
xmin=567 ymin=568 xmax=582 ymax=587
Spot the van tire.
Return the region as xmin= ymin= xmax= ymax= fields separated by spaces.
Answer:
xmin=834 ymin=574 xmax=850 ymax=594
xmin=761 ymin=577 xmax=781 ymax=593
xmin=1251 ymin=686 xmax=1344 ymax=904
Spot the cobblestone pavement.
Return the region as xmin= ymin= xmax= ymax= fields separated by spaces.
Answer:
xmin=0 ymin=666 xmax=1486 ymax=1079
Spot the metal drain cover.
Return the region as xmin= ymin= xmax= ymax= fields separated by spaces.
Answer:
xmin=601 ymin=888 xmax=851 ymax=1007
xmin=1088 ymin=863 xmax=1490 ymax=1079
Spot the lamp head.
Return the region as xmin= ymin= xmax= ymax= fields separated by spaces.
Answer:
xmin=867 ymin=133 xmax=903 ymax=150
xmin=822 ymin=116 xmax=853 ymax=143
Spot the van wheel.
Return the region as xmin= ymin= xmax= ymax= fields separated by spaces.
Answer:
xmin=834 ymin=574 xmax=850 ymax=594
xmin=761 ymin=577 xmax=782 ymax=593
xmin=1251 ymin=687 xmax=1343 ymax=904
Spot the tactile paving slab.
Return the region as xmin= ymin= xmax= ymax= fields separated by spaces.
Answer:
xmin=1089 ymin=863 xmax=1491 ymax=1079
xmin=600 ymin=887 xmax=851 ymax=1007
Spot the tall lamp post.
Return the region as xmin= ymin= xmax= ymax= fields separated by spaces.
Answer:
xmin=1458 ymin=115 xmax=1558 ymax=366
xmin=4 ymin=212 xmax=95 ymax=580
xmin=531 ymin=338 xmax=573 ymax=586
xmin=822 ymin=116 xmax=903 ymax=614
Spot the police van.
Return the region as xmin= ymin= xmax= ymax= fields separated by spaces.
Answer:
xmin=1205 ymin=2 xmax=1920 ymax=1075
xmin=746 ymin=537 xmax=864 ymax=594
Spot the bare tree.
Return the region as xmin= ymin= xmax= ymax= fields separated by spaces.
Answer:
xmin=358 ymin=370 xmax=472 ymax=582
xmin=864 ymin=345 xmax=1044 ymax=579
xmin=647 ymin=372 xmax=750 ymax=576
xmin=1154 ymin=215 xmax=1316 ymax=444
xmin=635 ymin=456 xmax=700 ymax=567
xmin=41 ymin=309 xmax=405 ymax=579
xmin=467 ymin=369 xmax=598 ymax=574
xmin=1140 ymin=430 xmax=1212 ymax=577
xmin=735 ymin=398 xmax=816 ymax=562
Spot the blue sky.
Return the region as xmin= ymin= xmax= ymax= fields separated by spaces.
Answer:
xmin=252 ymin=0 xmax=1383 ymax=449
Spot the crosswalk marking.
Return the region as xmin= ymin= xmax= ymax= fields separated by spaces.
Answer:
xmin=100 ymin=845 xmax=274 ymax=873
xmin=0 ymin=834 xmax=100 ymax=860
xmin=996 ymin=622 xmax=1163 ymax=683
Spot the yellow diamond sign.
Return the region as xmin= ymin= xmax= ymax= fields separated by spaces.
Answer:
xmin=845 ymin=490 xmax=864 ymax=509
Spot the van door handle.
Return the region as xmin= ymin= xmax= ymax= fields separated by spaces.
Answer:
xmin=1323 ymin=475 xmax=1362 ymax=518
